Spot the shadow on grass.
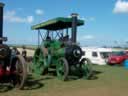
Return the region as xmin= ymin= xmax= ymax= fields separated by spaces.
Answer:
xmin=23 ymin=75 xmax=44 ymax=90
xmin=89 ymin=70 xmax=103 ymax=80
xmin=47 ymin=70 xmax=103 ymax=81
xmin=0 ymin=74 xmax=54 ymax=92
xmin=0 ymin=84 xmax=13 ymax=93
xmin=92 ymin=70 xmax=103 ymax=75
xmin=39 ymin=69 xmax=103 ymax=81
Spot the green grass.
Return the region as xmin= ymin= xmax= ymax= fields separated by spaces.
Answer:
xmin=1 ymin=65 xmax=128 ymax=96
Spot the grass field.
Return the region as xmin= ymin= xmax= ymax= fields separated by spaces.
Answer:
xmin=0 ymin=65 xmax=128 ymax=96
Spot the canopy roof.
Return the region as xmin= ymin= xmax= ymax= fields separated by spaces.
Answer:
xmin=31 ymin=17 xmax=84 ymax=30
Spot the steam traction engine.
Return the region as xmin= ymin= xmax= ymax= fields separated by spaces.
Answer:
xmin=31 ymin=13 xmax=93 ymax=80
xmin=0 ymin=2 xmax=27 ymax=89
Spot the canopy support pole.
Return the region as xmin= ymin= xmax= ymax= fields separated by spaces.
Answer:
xmin=38 ymin=30 xmax=40 ymax=47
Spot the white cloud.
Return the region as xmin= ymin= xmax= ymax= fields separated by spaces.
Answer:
xmin=83 ymin=35 xmax=95 ymax=40
xmin=35 ymin=9 xmax=44 ymax=15
xmin=17 ymin=8 xmax=23 ymax=11
xmin=67 ymin=16 xmax=95 ymax=22
xmin=78 ymin=35 xmax=95 ymax=41
xmin=80 ymin=17 xmax=95 ymax=22
xmin=113 ymin=0 xmax=128 ymax=14
xmin=27 ymin=16 xmax=34 ymax=23
xmin=80 ymin=17 xmax=86 ymax=20
xmin=89 ymin=17 xmax=95 ymax=21
xmin=4 ymin=10 xmax=34 ymax=23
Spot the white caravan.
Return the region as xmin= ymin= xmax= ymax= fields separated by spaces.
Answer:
xmin=82 ymin=47 xmax=113 ymax=65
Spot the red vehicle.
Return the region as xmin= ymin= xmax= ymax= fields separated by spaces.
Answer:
xmin=108 ymin=51 xmax=128 ymax=65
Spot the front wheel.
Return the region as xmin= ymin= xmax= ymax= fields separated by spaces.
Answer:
xmin=56 ymin=58 xmax=69 ymax=81
xmin=13 ymin=55 xmax=27 ymax=89
xmin=80 ymin=59 xmax=93 ymax=79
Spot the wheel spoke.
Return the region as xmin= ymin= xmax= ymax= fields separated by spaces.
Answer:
xmin=56 ymin=58 xmax=69 ymax=81
xmin=81 ymin=60 xmax=93 ymax=79
xmin=12 ymin=55 xmax=27 ymax=89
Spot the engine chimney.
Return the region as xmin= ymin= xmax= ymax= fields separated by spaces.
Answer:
xmin=0 ymin=2 xmax=4 ymax=44
xmin=71 ymin=13 xmax=78 ymax=43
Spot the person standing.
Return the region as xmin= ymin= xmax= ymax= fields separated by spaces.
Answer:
xmin=22 ymin=46 xmax=27 ymax=60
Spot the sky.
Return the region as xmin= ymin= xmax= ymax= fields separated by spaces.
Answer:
xmin=0 ymin=0 xmax=128 ymax=47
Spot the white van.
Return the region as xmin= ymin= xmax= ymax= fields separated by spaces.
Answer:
xmin=82 ymin=47 xmax=112 ymax=65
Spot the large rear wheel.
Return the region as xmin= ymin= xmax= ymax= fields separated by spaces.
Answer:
xmin=32 ymin=48 xmax=48 ymax=75
xmin=56 ymin=58 xmax=69 ymax=81
xmin=13 ymin=55 xmax=27 ymax=89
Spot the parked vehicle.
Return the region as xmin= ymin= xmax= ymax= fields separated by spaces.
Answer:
xmin=108 ymin=51 xmax=128 ymax=65
xmin=82 ymin=47 xmax=112 ymax=65
xmin=0 ymin=2 xmax=27 ymax=89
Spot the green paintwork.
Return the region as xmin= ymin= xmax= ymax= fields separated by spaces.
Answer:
xmin=32 ymin=48 xmax=44 ymax=75
xmin=31 ymin=39 xmax=93 ymax=80
xmin=81 ymin=63 xmax=93 ymax=79
xmin=31 ymin=15 xmax=94 ymax=80
xmin=31 ymin=40 xmax=65 ymax=76
xmin=56 ymin=57 xmax=69 ymax=80
xmin=56 ymin=59 xmax=65 ymax=80
xmin=31 ymin=17 xmax=84 ymax=30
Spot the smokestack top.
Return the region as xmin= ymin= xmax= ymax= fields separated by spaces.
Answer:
xmin=0 ymin=2 xmax=5 ymax=7
xmin=71 ymin=13 xmax=79 ymax=17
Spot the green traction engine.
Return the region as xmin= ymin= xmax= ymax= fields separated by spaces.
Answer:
xmin=31 ymin=13 xmax=93 ymax=80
